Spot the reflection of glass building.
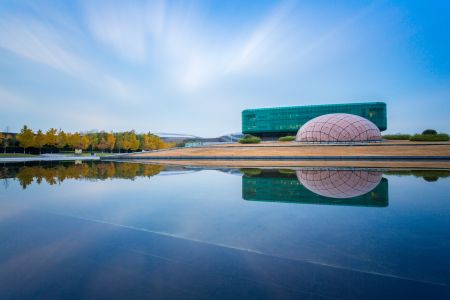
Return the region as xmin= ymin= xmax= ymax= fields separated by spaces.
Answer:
xmin=242 ymin=170 xmax=388 ymax=207
xmin=242 ymin=102 xmax=387 ymax=138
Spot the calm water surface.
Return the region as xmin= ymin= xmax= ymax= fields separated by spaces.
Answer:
xmin=1 ymin=161 xmax=450 ymax=299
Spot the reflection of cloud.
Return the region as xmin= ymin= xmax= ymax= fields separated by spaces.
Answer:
xmin=296 ymin=169 xmax=382 ymax=198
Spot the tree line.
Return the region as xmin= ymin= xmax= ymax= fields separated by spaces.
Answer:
xmin=0 ymin=125 xmax=175 ymax=154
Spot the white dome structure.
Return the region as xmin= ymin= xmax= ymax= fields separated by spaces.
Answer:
xmin=296 ymin=169 xmax=382 ymax=198
xmin=296 ymin=113 xmax=381 ymax=143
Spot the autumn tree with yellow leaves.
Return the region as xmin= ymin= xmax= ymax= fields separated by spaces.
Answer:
xmin=106 ymin=132 xmax=116 ymax=152
xmin=16 ymin=125 xmax=35 ymax=153
xmin=34 ymin=130 xmax=46 ymax=154
xmin=11 ymin=125 xmax=174 ymax=154
xmin=56 ymin=130 xmax=67 ymax=150
xmin=45 ymin=128 xmax=58 ymax=150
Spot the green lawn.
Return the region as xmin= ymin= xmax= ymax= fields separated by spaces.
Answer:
xmin=0 ymin=153 xmax=36 ymax=157
xmin=81 ymin=152 xmax=114 ymax=157
xmin=0 ymin=152 xmax=114 ymax=158
xmin=59 ymin=151 xmax=114 ymax=157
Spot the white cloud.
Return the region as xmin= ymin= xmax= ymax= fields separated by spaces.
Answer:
xmin=83 ymin=0 xmax=167 ymax=63
xmin=79 ymin=0 xmax=301 ymax=93
xmin=84 ymin=2 xmax=148 ymax=62
xmin=227 ymin=0 xmax=296 ymax=73
xmin=0 ymin=14 xmax=132 ymax=100
xmin=0 ymin=17 xmax=87 ymax=75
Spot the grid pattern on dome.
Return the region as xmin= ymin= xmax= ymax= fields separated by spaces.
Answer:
xmin=296 ymin=170 xmax=382 ymax=199
xmin=296 ymin=113 xmax=381 ymax=142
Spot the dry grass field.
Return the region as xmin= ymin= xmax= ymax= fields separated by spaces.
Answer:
xmin=210 ymin=140 xmax=450 ymax=147
xmin=112 ymin=141 xmax=450 ymax=169
xmin=125 ymin=142 xmax=450 ymax=158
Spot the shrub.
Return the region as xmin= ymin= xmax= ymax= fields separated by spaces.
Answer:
xmin=278 ymin=136 xmax=296 ymax=142
xmin=409 ymin=133 xmax=449 ymax=141
xmin=238 ymin=134 xmax=261 ymax=144
xmin=383 ymin=134 xmax=411 ymax=140
xmin=422 ymin=129 xmax=437 ymax=135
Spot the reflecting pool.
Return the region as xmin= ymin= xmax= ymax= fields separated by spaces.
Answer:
xmin=1 ymin=161 xmax=450 ymax=299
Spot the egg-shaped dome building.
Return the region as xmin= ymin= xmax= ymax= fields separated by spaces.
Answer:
xmin=296 ymin=113 xmax=381 ymax=143
xmin=296 ymin=169 xmax=382 ymax=199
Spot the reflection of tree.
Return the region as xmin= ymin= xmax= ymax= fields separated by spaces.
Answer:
xmin=240 ymin=168 xmax=262 ymax=177
xmin=384 ymin=170 xmax=450 ymax=182
xmin=115 ymin=162 xmax=141 ymax=179
xmin=142 ymin=164 xmax=163 ymax=177
xmin=16 ymin=166 xmax=36 ymax=189
xmin=9 ymin=162 xmax=163 ymax=189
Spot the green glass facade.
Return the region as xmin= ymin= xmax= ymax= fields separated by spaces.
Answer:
xmin=242 ymin=170 xmax=388 ymax=207
xmin=242 ymin=102 xmax=387 ymax=137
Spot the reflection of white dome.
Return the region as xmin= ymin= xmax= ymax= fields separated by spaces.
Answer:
xmin=296 ymin=113 xmax=381 ymax=142
xmin=296 ymin=170 xmax=382 ymax=198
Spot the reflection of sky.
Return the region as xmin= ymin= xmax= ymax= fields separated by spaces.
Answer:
xmin=2 ymin=169 xmax=450 ymax=288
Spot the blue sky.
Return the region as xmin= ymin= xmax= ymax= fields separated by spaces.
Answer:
xmin=0 ymin=0 xmax=449 ymax=136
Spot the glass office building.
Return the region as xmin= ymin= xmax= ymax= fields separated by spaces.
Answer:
xmin=242 ymin=102 xmax=387 ymax=138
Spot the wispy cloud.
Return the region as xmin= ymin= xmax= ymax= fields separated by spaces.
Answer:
xmin=162 ymin=1 xmax=299 ymax=91
xmin=0 ymin=0 xmax=448 ymax=135
xmin=83 ymin=0 xmax=167 ymax=63
xmin=0 ymin=14 xmax=131 ymax=100
xmin=228 ymin=0 xmax=297 ymax=73
xmin=84 ymin=2 xmax=148 ymax=62
xmin=0 ymin=17 xmax=86 ymax=75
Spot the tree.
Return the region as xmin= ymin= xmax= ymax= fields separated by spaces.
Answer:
xmin=97 ymin=137 xmax=109 ymax=152
xmin=87 ymin=133 xmax=98 ymax=152
xmin=1 ymin=126 xmax=12 ymax=154
xmin=45 ymin=128 xmax=58 ymax=151
xmin=422 ymin=129 xmax=437 ymax=135
xmin=106 ymin=132 xmax=116 ymax=152
xmin=67 ymin=132 xmax=81 ymax=150
xmin=80 ymin=135 xmax=90 ymax=150
xmin=141 ymin=133 xmax=152 ymax=150
xmin=119 ymin=131 xmax=139 ymax=152
xmin=115 ymin=133 xmax=124 ymax=153
xmin=16 ymin=125 xmax=35 ymax=153
xmin=56 ymin=130 xmax=67 ymax=151
xmin=34 ymin=129 xmax=46 ymax=154
xmin=66 ymin=132 xmax=89 ymax=151
xmin=140 ymin=133 xmax=173 ymax=150
xmin=121 ymin=132 xmax=131 ymax=152
xmin=0 ymin=133 xmax=4 ymax=153
xmin=127 ymin=131 xmax=139 ymax=151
